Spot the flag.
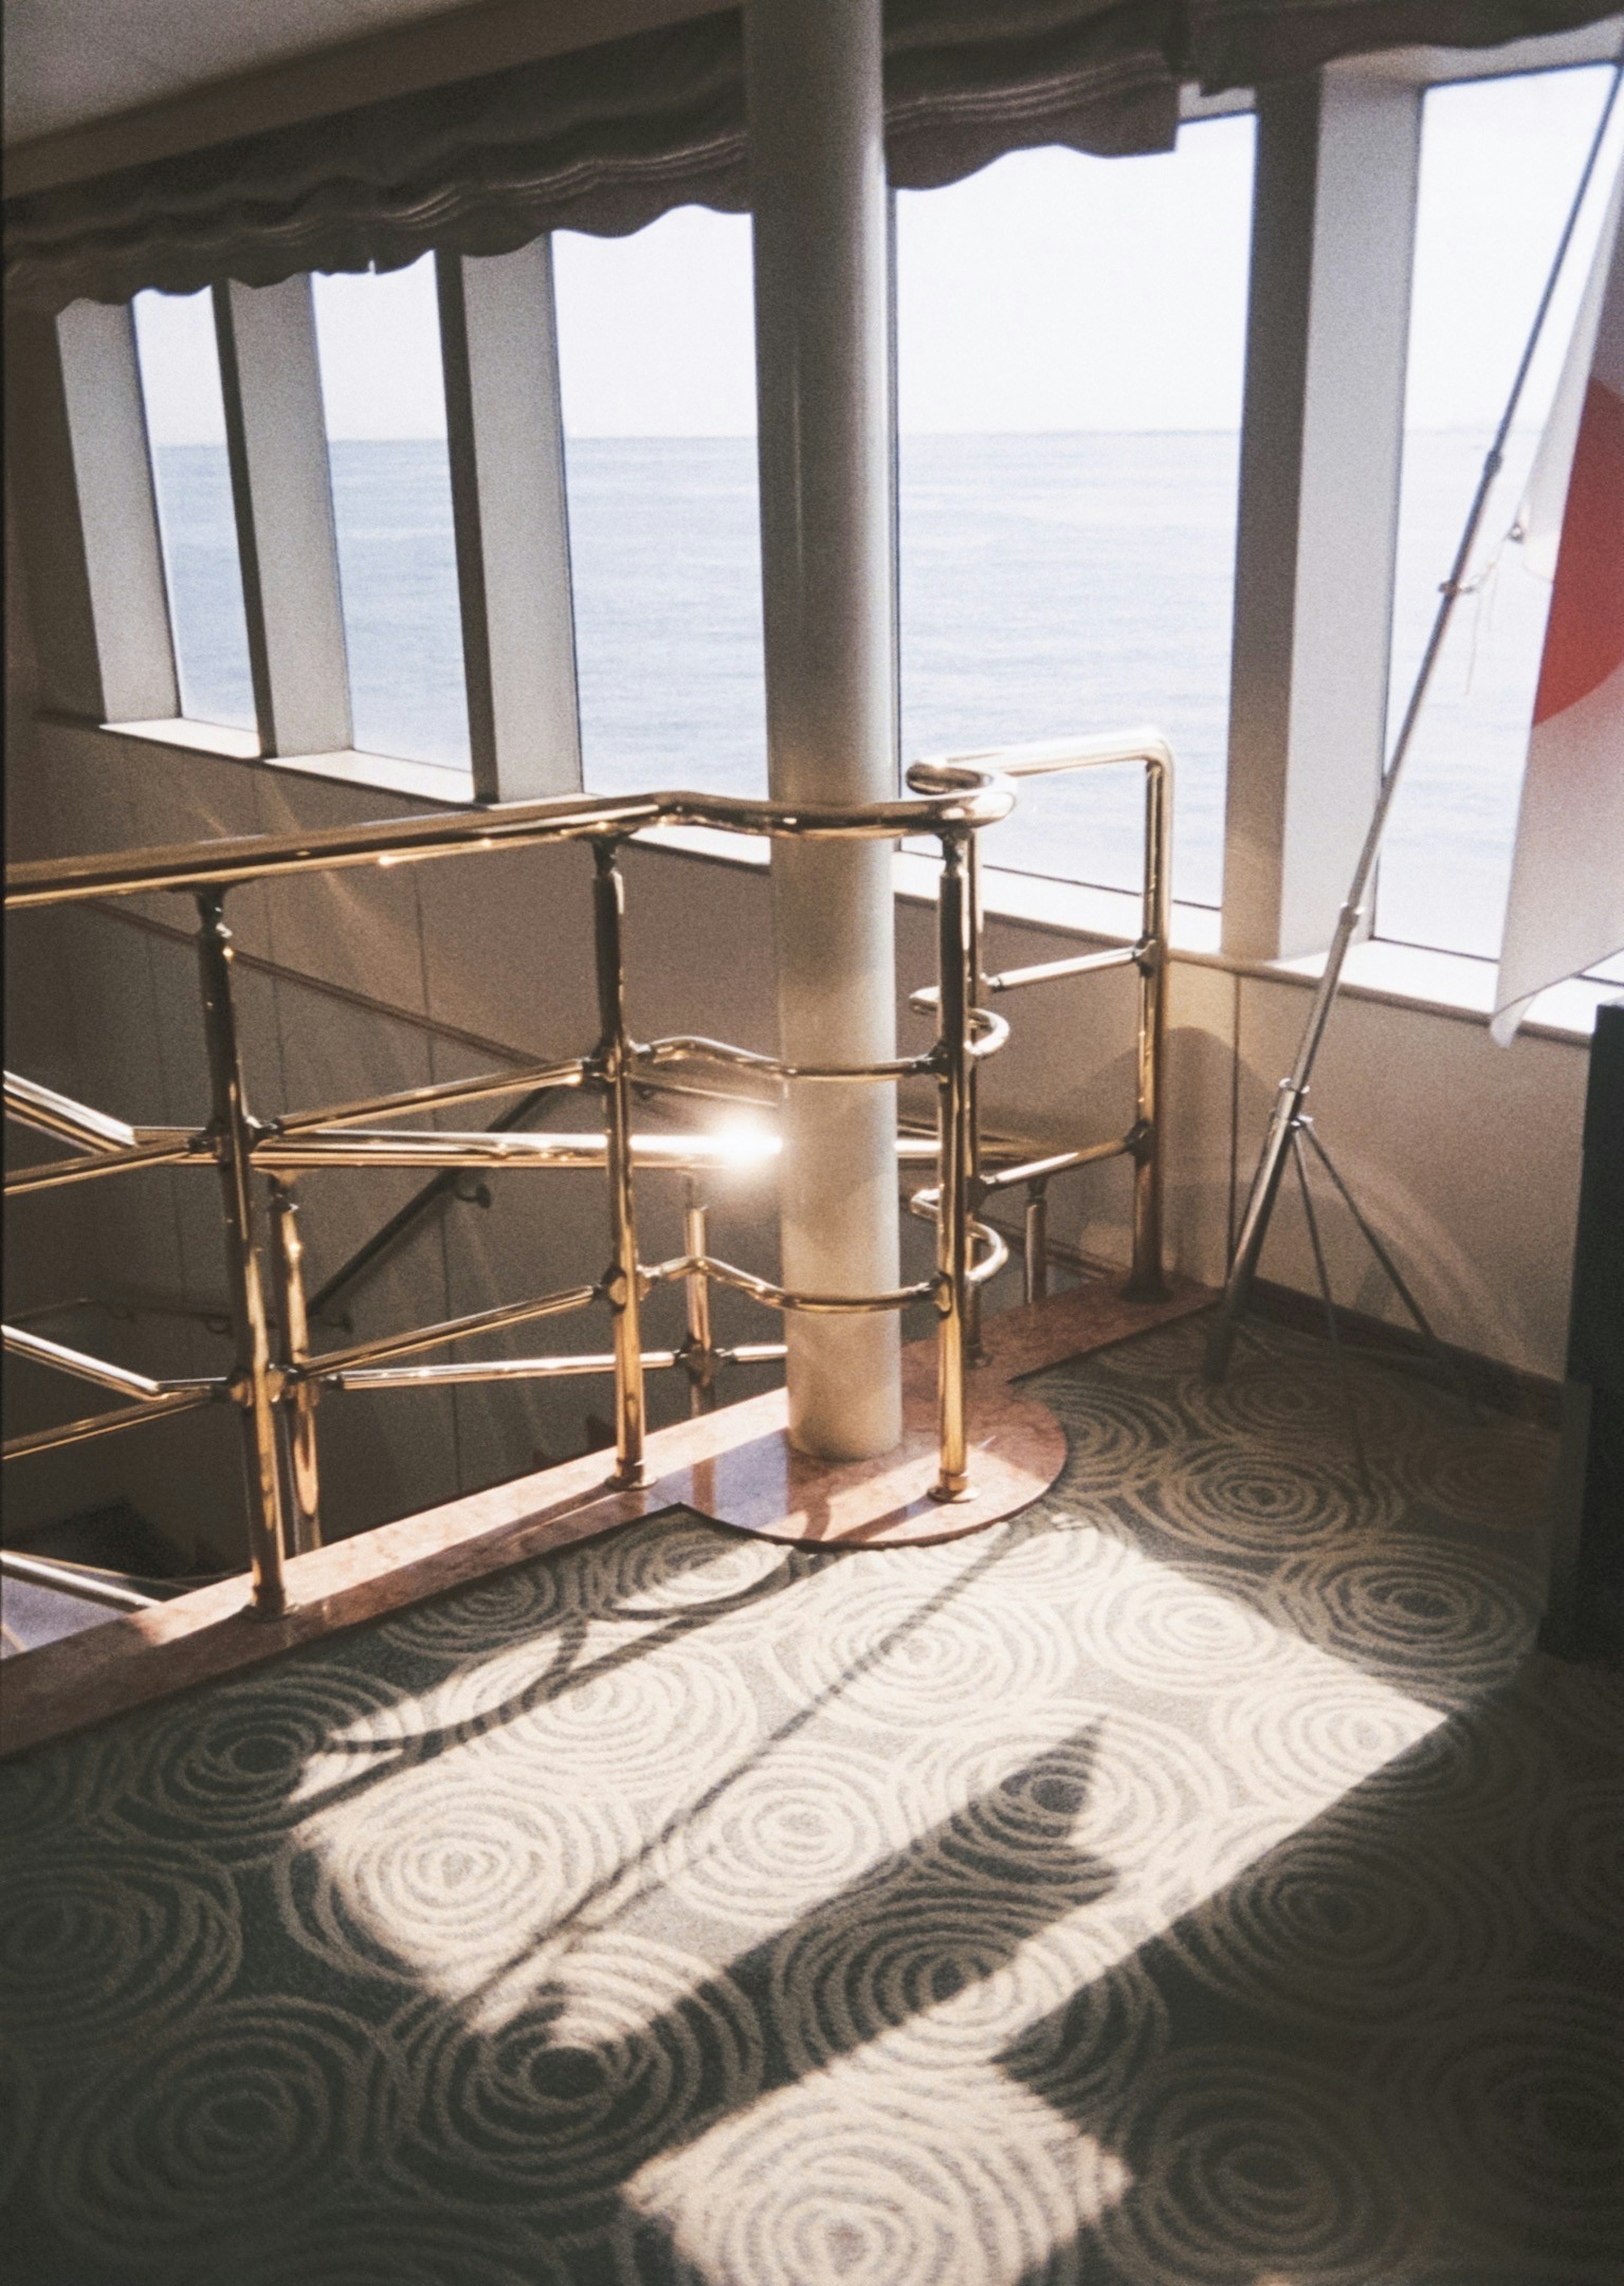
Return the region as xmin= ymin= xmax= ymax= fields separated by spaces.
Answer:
xmin=1517 ymin=161 xmax=1624 ymax=579
xmin=1492 ymin=163 xmax=1624 ymax=1044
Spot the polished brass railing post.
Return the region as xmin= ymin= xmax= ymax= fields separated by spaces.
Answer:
xmin=592 ymin=840 xmax=646 ymax=1486
xmin=195 ymin=891 xmax=288 ymax=1617
xmin=682 ymin=1181 xmax=716 ymax=1415
xmin=932 ymin=829 xmax=975 ymax=1501
xmin=964 ymin=830 xmax=990 ymax=1364
xmin=268 ymin=1179 xmax=322 ymax=1553
xmin=1124 ymin=751 xmax=1171 ymax=1302
xmin=1023 ymin=1179 xmax=1050 ymax=1305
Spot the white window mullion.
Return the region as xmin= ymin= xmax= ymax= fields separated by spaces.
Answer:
xmin=213 ymin=275 xmax=351 ymax=758
xmin=1223 ymin=65 xmax=1422 ymax=960
xmin=55 ymin=300 xmax=181 ymax=725
xmin=437 ymin=240 xmax=582 ymax=801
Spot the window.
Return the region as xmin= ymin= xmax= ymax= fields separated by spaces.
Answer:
xmin=310 ymin=258 xmax=469 ymax=772
xmin=1379 ymin=64 xmax=1624 ymax=959
xmin=131 ymin=288 xmax=255 ymax=732
xmin=896 ymin=115 xmax=1255 ymax=905
xmin=554 ymin=208 xmax=766 ymax=798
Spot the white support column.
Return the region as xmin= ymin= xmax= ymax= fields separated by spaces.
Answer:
xmin=3 ymin=306 xmax=111 ymax=720
xmin=213 ymin=276 xmax=351 ymax=757
xmin=436 ymin=241 xmax=582 ymax=801
xmin=749 ymin=0 xmax=903 ymax=1461
xmin=1223 ymin=66 xmax=1422 ymax=960
xmin=55 ymin=302 xmax=179 ymax=724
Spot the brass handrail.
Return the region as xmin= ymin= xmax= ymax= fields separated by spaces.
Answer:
xmin=2 ymin=1324 xmax=221 ymax=1403
xmin=3 ymin=763 xmax=1017 ymax=1618
xmin=3 ymin=769 xmax=1012 ymax=908
xmin=0 ymin=1550 xmax=161 ymax=1614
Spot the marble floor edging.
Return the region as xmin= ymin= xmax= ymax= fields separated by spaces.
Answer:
xmin=0 ymin=1279 xmax=1212 ymax=1759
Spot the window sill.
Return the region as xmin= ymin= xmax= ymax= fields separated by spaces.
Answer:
xmin=638 ymin=823 xmax=1225 ymax=951
xmin=103 ymin=718 xmax=476 ymax=807
xmin=643 ymin=823 xmax=1609 ymax=1045
xmin=1264 ymin=936 xmax=1619 ymax=1045
xmin=76 ymin=736 xmax=1614 ymax=1048
xmin=106 ymin=716 xmax=261 ymax=761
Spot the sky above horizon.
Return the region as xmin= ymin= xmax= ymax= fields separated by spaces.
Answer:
xmin=134 ymin=61 xmax=1623 ymax=447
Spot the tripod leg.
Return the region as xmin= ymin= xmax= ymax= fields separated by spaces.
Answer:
xmin=1292 ymin=1127 xmax=1372 ymax=1495
xmin=1300 ymin=1122 xmax=1478 ymax=1420
xmin=1206 ymin=1078 xmax=1303 ymax=1381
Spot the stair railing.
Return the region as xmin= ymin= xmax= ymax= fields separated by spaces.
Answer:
xmin=5 ymin=764 xmax=1015 ymax=1621
xmin=5 ymin=735 xmax=1172 ymax=1622
xmin=908 ymin=727 xmax=1173 ymax=1346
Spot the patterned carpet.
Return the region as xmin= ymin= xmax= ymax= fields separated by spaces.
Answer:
xmin=3 ymin=1317 xmax=1621 ymax=2285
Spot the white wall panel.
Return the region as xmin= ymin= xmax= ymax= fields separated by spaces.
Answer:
xmin=1234 ymin=970 xmax=1584 ymax=1377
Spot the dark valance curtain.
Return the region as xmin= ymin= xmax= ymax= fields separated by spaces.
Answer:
xmin=3 ymin=0 xmax=1615 ymax=310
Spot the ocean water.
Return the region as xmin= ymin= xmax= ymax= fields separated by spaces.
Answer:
xmin=151 ymin=430 xmax=1554 ymax=959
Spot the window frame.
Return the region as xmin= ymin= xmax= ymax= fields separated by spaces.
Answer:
xmin=36 ymin=22 xmax=1616 ymax=1003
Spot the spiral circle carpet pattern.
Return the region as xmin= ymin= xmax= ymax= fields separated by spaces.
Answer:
xmin=3 ymin=1318 xmax=1619 ymax=2285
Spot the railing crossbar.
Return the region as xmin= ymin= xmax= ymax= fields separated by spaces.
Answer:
xmin=4 ymin=1072 xmax=141 ymax=1153
xmin=643 ymin=1251 xmax=939 ymax=1318
xmin=252 ymin=1128 xmax=781 ymax=1174
xmin=4 ymin=1132 xmax=206 ymax=1196
xmin=307 ymin=1282 xmax=601 ymax=1380
xmin=327 ymin=1339 xmax=795 ymax=1395
xmin=330 ymin=1350 xmax=679 ymax=1392
xmin=3 ymin=1385 xmax=217 ymax=1462
xmin=272 ymin=1058 xmax=589 ymax=1135
xmin=3 ymin=1322 xmax=222 ymax=1403
xmin=0 ymin=1550 xmax=161 ymax=1612
xmin=986 ymin=944 xmax=1144 ymax=994
xmin=978 ymin=1135 xmax=1137 ymax=1191
xmin=642 ymin=1035 xmax=936 ymax=1085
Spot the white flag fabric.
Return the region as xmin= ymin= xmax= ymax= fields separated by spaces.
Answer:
xmin=1492 ymin=178 xmax=1624 ymax=1045
xmin=1517 ymin=159 xmax=1624 ymax=580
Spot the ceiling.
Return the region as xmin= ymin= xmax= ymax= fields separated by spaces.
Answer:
xmin=6 ymin=2 xmax=1619 ymax=177
xmin=3 ymin=0 xmax=499 ymax=146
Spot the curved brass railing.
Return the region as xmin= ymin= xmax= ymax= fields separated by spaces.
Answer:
xmin=910 ymin=727 xmax=1172 ymax=1335
xmin=3 ymin=738 xmax=1171 ymax=1623
xmin=5 ymin=765 xmax=1017 ymax=1619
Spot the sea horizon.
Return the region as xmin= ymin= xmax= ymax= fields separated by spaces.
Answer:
xmin=148 ymin=428 xmax=1555 ymax=960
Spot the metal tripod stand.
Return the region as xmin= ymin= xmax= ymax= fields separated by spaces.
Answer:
xmin=1205 ymin=58 xmax=1623 ymax=1390
xmin=1250 ymin=1098 xmax=1478 ymax=1484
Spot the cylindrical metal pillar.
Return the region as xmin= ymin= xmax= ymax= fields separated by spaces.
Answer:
xmin=748 ymin=0 xmax=902 ymax=1460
